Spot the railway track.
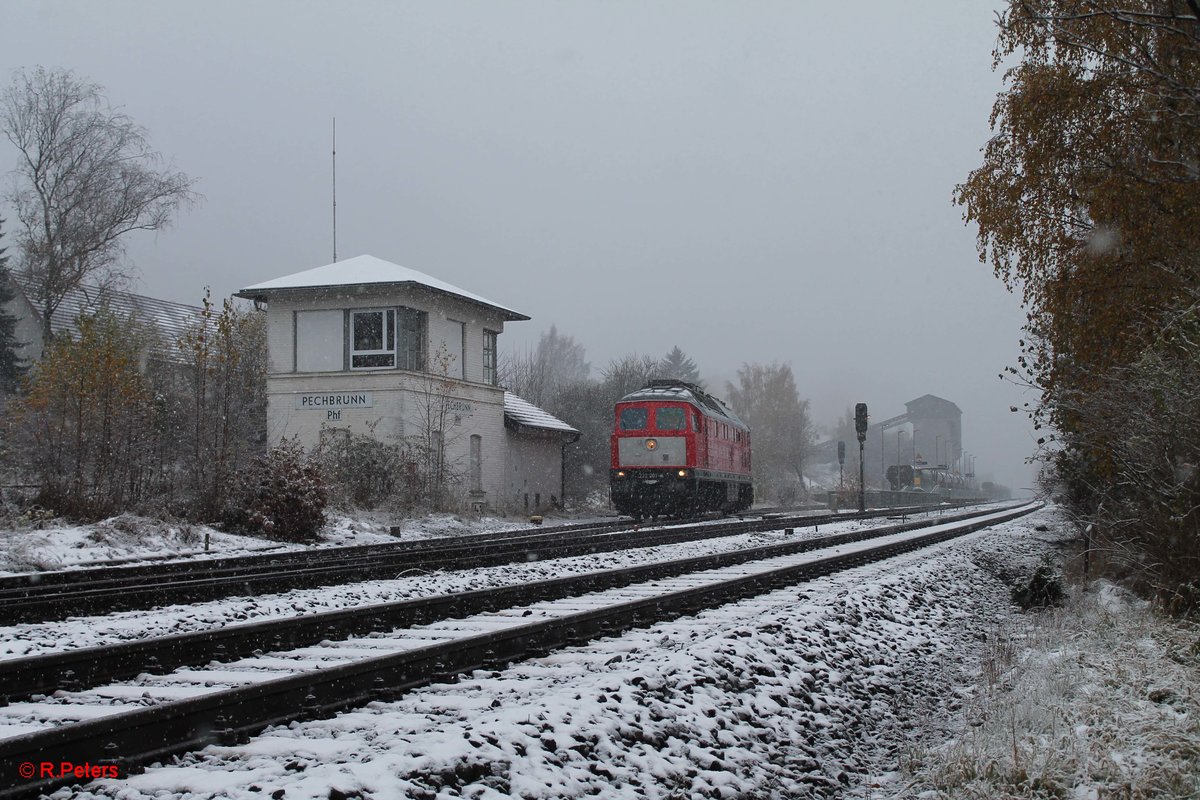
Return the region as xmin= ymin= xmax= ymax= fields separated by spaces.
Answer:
xmin=0 ymin=502 xmax=1038 ymax=799
xmin=0 ymin=504 xmax=969 ymax=624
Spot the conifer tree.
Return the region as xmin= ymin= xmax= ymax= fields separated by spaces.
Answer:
xmin=0 ymin=216 xmax=24 ymax=395
xmin=658 ymin=345 xmax=702 ymax=386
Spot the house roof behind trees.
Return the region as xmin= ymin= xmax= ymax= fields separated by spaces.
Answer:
xmin=8 ymin=272 xmax=205 ymax=344
xmin=236 ymin=254 xmax=530 ymax=321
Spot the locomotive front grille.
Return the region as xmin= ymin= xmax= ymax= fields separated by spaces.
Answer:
xmin=617 ymin=436 xmax=686 ymax=466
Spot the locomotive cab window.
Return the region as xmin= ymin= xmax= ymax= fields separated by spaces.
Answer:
xmin=619 ymin=408 xmax=648 ymax=431
xmin=655 ymin=407 xmax=687 ymax=430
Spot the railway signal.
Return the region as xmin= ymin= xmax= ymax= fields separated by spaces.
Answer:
xmin=854 ymin=403 xmax=868 ymax=512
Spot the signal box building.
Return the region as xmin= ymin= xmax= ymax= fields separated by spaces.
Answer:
xmin=236 ymin=255 xmax=578 ymax=513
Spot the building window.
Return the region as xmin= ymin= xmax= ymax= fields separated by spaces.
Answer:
xmin=351 ymin=309 xmax=395 ymax=369
xmin=483 ymin=330 xmax=498 ymax=385
xmin=446 ymin=319 xmax=465 ymax=379
xmin=398 ymin=307 xmax=426 ymax=371
xmin=470 ymin=434 xmax=482 ymax=492
xmin=295 ymin=309 xmax=344 ymax=372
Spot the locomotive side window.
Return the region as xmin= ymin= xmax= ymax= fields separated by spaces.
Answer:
xmin=656 ymin=407 xmax=687 ymax=430
xmin=619 ymin=408 xmax=648 ymax=430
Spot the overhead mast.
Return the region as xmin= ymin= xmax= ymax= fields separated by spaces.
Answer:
xmin=332 ymin=117 xmax=337 ymax=263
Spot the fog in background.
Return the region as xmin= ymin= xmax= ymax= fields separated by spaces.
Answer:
xmin=1 ymin=1 xmax=1038 ymax=491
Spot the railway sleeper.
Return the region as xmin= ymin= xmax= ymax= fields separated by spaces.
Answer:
xmin=2 ymin=505 xmax=960 ymax=625
xmin=0 ymin=505 xmax=1039 ymax=800
xmin=1 ymin=503 xmax=1027 ymax=708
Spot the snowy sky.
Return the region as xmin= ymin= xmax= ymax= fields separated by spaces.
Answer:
xmin=0 ymin=1 xmax=1038 ymax=490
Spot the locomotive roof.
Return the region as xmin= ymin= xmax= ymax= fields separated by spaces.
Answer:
xmin=618 ymin=380 xmax=747 ymax=428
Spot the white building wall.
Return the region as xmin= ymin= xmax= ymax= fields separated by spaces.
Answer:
xmin=262 ymin=290 xmax=507 ymax=377
xmin=504 ymin=433 xmax=563 ymax=513
xmin=262 ymin=286 xmax=515 ymax=509
xmin=2 ymin=290 xmax=46 ymax=364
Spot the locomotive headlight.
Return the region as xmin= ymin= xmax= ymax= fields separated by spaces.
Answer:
xmin=616 ymin=470 xmax=626 ymax=478
xmin=645 ymin=439 xmax=657 ymax=450
xmin=677 ymin=469 xmax=688 ymax=477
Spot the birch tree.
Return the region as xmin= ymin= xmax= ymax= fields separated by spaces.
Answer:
xmin=9 ymin=310 xmax=154 ymax=517
xmin=1 ymin=67 xmax=197 ymax=343
xmin=960 ymin=0 xmax=1200 ymax=609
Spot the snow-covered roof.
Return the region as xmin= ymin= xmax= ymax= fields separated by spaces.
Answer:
xmin=235 ymin=255 xmax=530 ymax=321
xmin=504 ymin=392 xmax=580 ymax=441
xmin=619 ymin=380 xmax=747 ymax=428
xmin=8 ymin=272 xmax=205 ymax=345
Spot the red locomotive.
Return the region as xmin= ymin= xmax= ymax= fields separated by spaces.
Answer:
xmin=610 ymin=380 xmax=753 ymax=518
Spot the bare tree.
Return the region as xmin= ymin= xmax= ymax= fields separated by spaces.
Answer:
xmin=600 ymin=353 xmax=660 ymax=402
xmin=408 ymin=341 xmax=470 ymax=509
xmin=548 ymin=352 xmax=662 ymax=500
xmin=500 ymin=324 xmax=589 ymax=408
xmin=1 ymin=67 xmax=198 ymax=343
xmin=726 ymin=362 xmax=815 ymax=503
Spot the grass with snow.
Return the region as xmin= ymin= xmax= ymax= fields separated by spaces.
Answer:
xmin=890 ymin=580 xmax=1200 ymax=799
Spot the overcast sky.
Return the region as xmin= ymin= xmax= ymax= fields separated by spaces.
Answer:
xmin=1 ymin=1 xmax=1040 ymax=491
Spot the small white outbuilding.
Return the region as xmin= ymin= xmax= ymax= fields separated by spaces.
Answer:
xmin=236 ymin=255 xmax=578 ymax=513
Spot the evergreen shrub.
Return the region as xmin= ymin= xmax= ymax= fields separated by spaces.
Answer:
xmin=1011 ymin=557 xmax=1065 ymax=610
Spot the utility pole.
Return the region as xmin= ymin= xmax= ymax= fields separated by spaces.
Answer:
xmin=837 ymin=441 xmax=846 ymax=491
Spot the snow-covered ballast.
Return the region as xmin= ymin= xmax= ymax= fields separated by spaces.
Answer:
xmin=504 ymin=392 xmax=580 ymax=513
xmin=236 ymin=255 xmax=572 ymax=513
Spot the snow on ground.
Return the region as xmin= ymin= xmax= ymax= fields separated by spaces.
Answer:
xmin=56 ymin=506 xmax=1076 ymax=800
xmin=0 ymin=515 xmax=281 ymax=573
xmin=0 ymin=514 xmax=898 ymax=659
xmin=0 ymin=511 xmax=542 ymax=575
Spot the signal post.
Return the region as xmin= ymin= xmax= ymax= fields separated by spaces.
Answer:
xmin=855 ymin=403 xmax=868 ymax=512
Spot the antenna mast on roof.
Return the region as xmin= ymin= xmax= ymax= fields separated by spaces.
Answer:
xmin=332 ymin=117 xmax=337 ymax=263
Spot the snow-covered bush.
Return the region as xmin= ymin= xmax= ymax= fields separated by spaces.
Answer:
xmin=224 ymin=439 xmax=326 ymax=541
xmin=314 ymin=427 xmax=415 ymax=510
xmin=175 ymin=289 xmax=268 ymax=520
xmin=1049 ymin=306 xmax=1200 ymax=614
